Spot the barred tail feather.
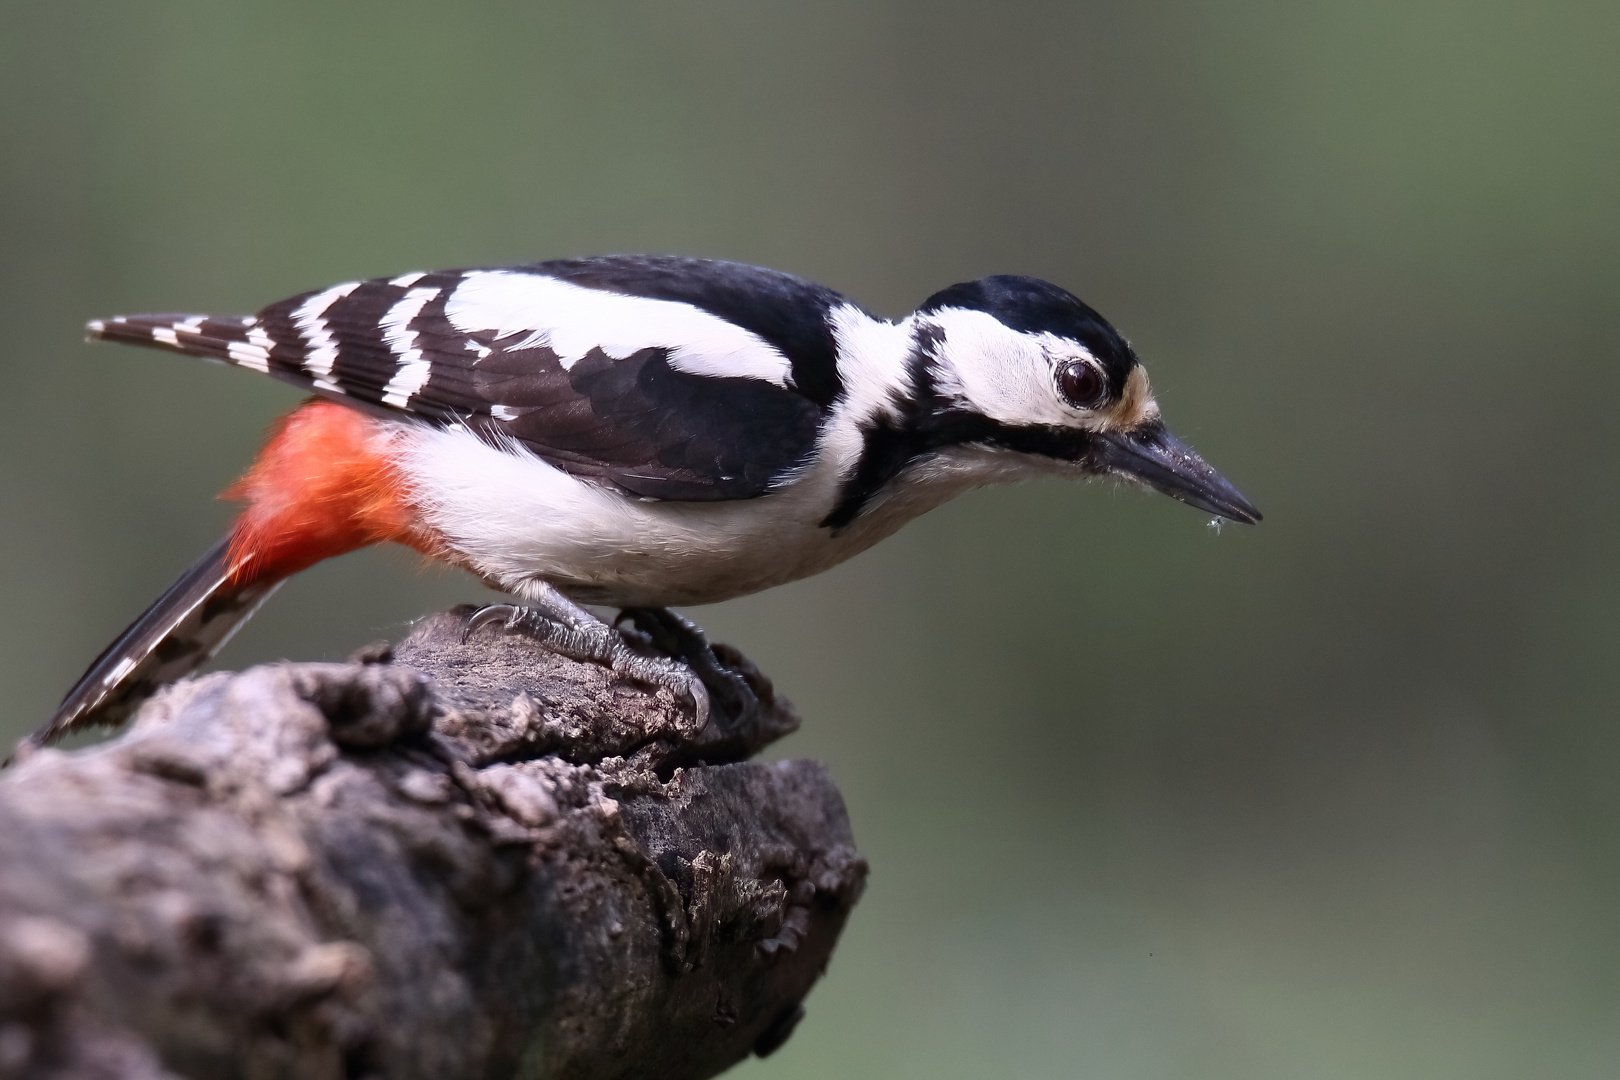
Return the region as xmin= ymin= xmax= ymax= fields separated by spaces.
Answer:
xmin=29 ymin=537 xmax=283 ymax=748
xmin=84 ymin=312 xmax=399 ymax=422
xmin=88 ymin=313 xmax=262 ymax=367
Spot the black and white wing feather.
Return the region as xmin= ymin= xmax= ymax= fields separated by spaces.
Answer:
xmin=88 ymin=257 xmax=853 ymax=501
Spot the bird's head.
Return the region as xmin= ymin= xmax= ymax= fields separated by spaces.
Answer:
xmin=910 ymin=275 xmax=1261 ymax=524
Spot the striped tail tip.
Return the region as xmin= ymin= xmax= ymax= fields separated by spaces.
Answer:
xmin=84 ymin=312 xmax=265 ymax=368
xmin=28 ymin=535 xmax=283 ymax=749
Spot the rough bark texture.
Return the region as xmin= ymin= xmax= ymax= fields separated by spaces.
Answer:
xmin=0 ymin=608 xmax=865 ymax=1080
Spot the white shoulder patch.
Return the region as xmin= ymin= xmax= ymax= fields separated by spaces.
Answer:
xmin=827 ymin=304 xmax=910 ymax=422
xmin=443 ymin=270 xmax=795 ymax=387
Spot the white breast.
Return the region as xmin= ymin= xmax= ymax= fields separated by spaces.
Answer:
xmin=392 ymin=427 xmax=832 ymax=606
xmin=388 ymin=427 xmax=1020 ymax=609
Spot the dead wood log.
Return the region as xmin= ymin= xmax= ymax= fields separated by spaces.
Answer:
xmin=0 ymin=608 xmax=865 ymax=1079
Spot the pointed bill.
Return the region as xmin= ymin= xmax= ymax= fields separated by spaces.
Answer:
xmin=1093 ymin=420 xmax=1262 ymax=524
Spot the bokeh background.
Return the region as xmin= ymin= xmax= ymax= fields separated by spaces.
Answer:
xmin=3 ymin=1 xmax=1618 ymax=1076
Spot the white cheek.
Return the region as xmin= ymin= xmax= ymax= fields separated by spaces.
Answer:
xmin=925 ymin=309 xmax=1078 ymax=427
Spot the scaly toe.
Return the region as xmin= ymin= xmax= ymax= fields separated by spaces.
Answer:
xmin=606 ymin=648 xmax=711 ymax=735
xmin=464 ymin=603 xmax=709 ymax=733
xmin=617 ymin=607 xmax=758 ymax=731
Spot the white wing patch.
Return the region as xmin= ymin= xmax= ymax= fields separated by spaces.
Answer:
xmin=226 ymin=326 xmax=271 ymax=372
xmin=291 ymin=280 xmax=362 ymax=390
xmin=443 ymin=270 xmax=795 ymax=387
xmin=379 ymin=286 xmax=442 ymax=408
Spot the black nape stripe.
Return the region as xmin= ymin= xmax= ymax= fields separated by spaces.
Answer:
xmin=821 ymin=415 xmax=924 ymax=530
xmin=821 ymin=321 xmax=1097 ymax=530
xmin=822 ymin=411 xmax=1097 ymax=530
xmin=821 ymin=325 xmax=939 ymax=529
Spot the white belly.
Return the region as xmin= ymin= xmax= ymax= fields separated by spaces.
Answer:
xmin=391 ymin=422 xmax=1020 ymax=608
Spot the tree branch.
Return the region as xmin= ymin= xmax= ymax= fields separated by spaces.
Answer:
xmin=0 ymin=609 xmax=864 ymax=1079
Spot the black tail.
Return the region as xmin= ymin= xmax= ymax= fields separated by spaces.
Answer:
xmin=28 ymin=536 xmax=283 ymax=748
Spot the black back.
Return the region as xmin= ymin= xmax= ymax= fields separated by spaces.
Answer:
xmin=93 ymin=257 xmax=854 ymax=503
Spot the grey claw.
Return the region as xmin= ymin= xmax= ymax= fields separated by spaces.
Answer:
xmin=463 ymin=604 xmax=523 ymax=643
xmin=675 ymin=676 xmax=710 ymax=734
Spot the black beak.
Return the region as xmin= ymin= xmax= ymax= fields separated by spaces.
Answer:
xmin=1093 ymin=420 xmax=1262 ymax=524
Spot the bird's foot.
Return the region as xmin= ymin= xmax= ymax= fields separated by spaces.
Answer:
xmin=465 ymin=603 xmax=710 ymax=732
xmin=615 ymin=607 xmax=762 ymax=732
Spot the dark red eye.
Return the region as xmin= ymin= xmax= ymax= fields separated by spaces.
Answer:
xmin=1057 ymin=360 xmax=1107 ymax=409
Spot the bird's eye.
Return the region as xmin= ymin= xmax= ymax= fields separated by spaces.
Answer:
xmin=1056 ymin=360 xmax=1108 ymax=410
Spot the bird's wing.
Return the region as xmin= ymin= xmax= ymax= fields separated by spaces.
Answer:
xmin=88 ymin=257 xmax=852 ymax=501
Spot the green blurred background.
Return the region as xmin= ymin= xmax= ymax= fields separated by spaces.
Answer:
xmin=3 ymin=1 xmax=1618 ymax=1076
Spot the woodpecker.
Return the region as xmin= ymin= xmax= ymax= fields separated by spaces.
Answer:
xmin=32 ymin=256 xmax=1259 ymax=748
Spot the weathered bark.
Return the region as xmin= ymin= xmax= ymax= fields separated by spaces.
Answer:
xmin=0 ymin=608 xmax=864 ymax=1080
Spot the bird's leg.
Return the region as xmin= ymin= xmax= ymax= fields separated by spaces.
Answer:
xmin=465 ymin=583 xmax=710 ymax=730
xmin=615 ymin=607 xmax=761 ymax=731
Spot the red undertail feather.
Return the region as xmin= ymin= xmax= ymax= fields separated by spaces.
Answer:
xmin=224 ymin=399 xmax=419 ymax=584
xmin=27 ymin=400 xmax=424 ymax=749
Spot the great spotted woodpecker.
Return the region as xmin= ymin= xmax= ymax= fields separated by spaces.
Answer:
xmin=32 ymin=256 xmax=1259 ymax=747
